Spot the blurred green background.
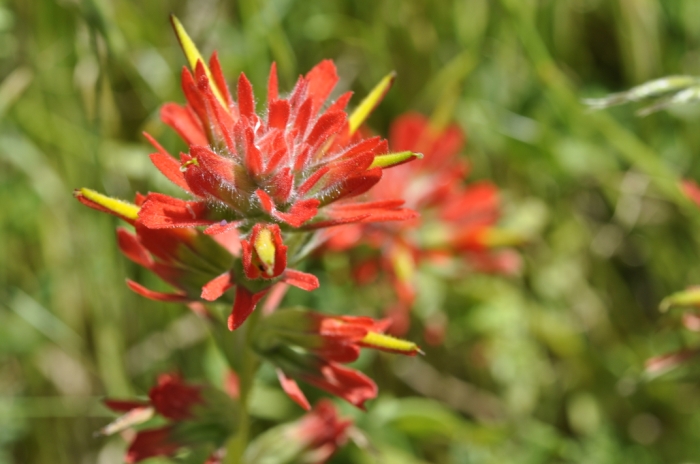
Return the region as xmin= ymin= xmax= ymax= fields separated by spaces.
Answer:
xmin=4 ymin=0 xmax=700 ymax=462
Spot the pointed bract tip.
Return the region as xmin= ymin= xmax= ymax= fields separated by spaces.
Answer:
xmin=348 ymin=70 xmax=397 ymax=135
xmin=479 ymin=228 xmax=527 ymax=248
xmin=360 ymin=331 xmax=421 ymax=356
xmin=369 ymin=151 xmax=423 ymax=170
xmin=170 ymin=14 xmax=228 ymax=111
xmin=658 ymin=287 xmax=700 ymax=313
xmin=170 ymin=15 xmax=202 ymax=72
xmin=74 ymin=188 xmax=140 ymax=222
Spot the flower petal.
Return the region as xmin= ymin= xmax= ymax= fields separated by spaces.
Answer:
xmin=126 ymin=280 xmax=190 ymax=303
xmin=283 ymin=269 xmax=320 ymax=291
xmin=201 ymin=271 xmax=235 ymax=301
xmin=139 ymin=193 xmax=215 ymax=229
xmin=277 ymin=369 xmax=311 ymax=411
xmin=228 ymin=287 xmax=268 ymax=330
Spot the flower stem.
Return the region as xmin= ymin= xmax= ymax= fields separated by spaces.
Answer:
xmin=221 ymin=307 xmax=261 ymax=464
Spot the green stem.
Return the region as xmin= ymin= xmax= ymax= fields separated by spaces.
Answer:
xmin=221 ymin=308 xmax=262 ymax=464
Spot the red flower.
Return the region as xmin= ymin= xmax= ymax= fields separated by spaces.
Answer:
xmin=324 ymin=113 xmax=522 ymax=335
xmin=100 ymin=374 xmax=238 ymax=463
xmin=253 ymin=308 xmax=420 ymax=409
xmin=292 ymin=399 xmax=352 ymax=463
xmin=141 ymin=19 xmax=420 ymax=233
xmin=76 ymin=17 xmax=421 ymax=330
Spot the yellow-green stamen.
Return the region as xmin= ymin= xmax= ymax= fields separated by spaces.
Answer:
xmin=660 ymin=287 xmax=700 ymax=312
xmin=369 ymin=151 xmax=423 ymax=170
xmin=170 ymin=15 xmax=229 ymax=111
xmin=361 ymin=331 xmax=421 ymax=355
xmin=348 ymin=71 xmax=396 ymax=135
xmin=478 ymin=228 xmax=527 ymax=248
xmin=76 ymin=188 xmax=139 ymax=221
xmin=254 ymin=227 xmax=276 ymax=276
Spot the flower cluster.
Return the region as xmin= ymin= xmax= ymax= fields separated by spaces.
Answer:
xmin=100 ymin=374 xmax=238 ymax=463
xmin=324 ymin=112 xmax=522 ymax=336
xmin=76 ymin=17 xmax=419 ymax=332
xmin=75 ymin=18 xmax=454 ymax=464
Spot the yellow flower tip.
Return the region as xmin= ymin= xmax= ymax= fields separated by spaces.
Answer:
xmin=254 ymin=227 xmax=276 ymax=277
xmin=179 ymin=158 xmax=200 ymax=172
xmin=479 ymin=228 xmax=527 ymax=248
xmin=75 ymin=188 xmax=139 ymax=222
xmin=369 ymin=151 xmax=423 ymax=170
xmin=658 ymin=287 xmax=700 ymax=312
xmin=170 ymin=14 xmax=228 ymax=112
xmin=348 ymin=70 xmax=397 ymax=135
xmin=360 ymin=331 xmax=420 ymax=356
xmin=392 ymin=245 xmax=415 ymax=283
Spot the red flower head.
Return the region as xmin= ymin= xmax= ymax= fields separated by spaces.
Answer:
xmin=75 ymin=17 xmax=420 ymax=330
xmin=243 ymin=399 xmax=352 ymax=464
xmin=324 ymin=112 xmax=523 ymax=336
xmin=253 ymin=308 xmax=420 ymax=410
xmin=100 ymin=373 xmax=238 ymax=463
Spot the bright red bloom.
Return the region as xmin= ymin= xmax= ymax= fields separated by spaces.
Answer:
xmin=324 ymin=113 xmax=522 ymax=336
xmin=253 ymin=308 xmax=420 ymax=409
xmin=76 ymin=19 xmax=420 ymax=330
xmin=142 ymin=55 xmax=417 ymax=232
xmin=101 ymin=373 xmax=238 ymax=463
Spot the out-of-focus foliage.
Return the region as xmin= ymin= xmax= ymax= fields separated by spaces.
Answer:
xmin=4 ymin=0 xmax=700 ymax=462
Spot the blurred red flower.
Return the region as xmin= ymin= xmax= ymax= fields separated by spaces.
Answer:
xmin=324 ymin=112 xmax=522 ymax=338
xmin=254 ymin=308 xmax=420 ymax=409
xmin=100 ymin=373 xmax=238 ymax=463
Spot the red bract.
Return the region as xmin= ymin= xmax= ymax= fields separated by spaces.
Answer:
xmin=324 ymin=113 xmax=522 ymax=336
xmin=101 ymin=374 xmax=238 ymax=463
xmin=292 ymin=400 xmax=352 ymax=463
xmin=149 ymin=373 xmax=203 ymax=420
xmin=253 ymin=308 xmax=420 ymax=409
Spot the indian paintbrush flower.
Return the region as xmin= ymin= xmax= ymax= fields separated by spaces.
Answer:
xmin=75 ymin=16 xmax=421 ymax=330
xmin=253 ymin=308 xmax=421 ymax=410
xmin=100 ymin=373 xmax=238 ymax=463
